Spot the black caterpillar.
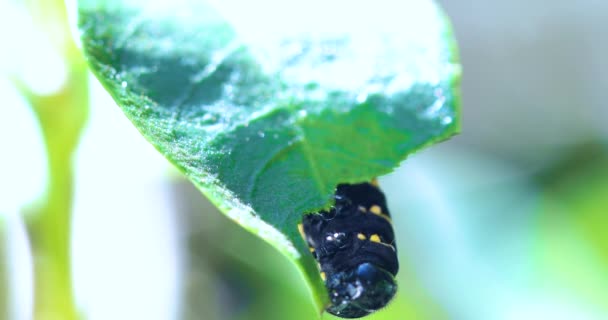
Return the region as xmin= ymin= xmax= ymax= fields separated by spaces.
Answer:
xmin=299 ymin=182 xmax=398 ymax=318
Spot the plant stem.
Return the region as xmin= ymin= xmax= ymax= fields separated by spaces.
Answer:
xmin=17 ymin=1 xmax=90 ymax=315
xmin=23 ymin=59 xmax=89 ymax=318
xmin=15 ymin=0 xmax=90 ymax=318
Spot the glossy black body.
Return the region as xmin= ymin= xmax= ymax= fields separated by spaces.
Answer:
xmin=301 ymin=183 xmax=398 ymax=318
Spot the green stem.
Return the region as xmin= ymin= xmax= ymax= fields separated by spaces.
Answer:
xmin=23 ymin=62 xmax=89 ymax=319
xmin=25 ymin=142 xmax=80 ymax=320
xmin=15 ymin=0 xmax=90 ymax=318
xmin=27 ymin=195 xmax=77 ymax=320
xmin=17 ymin=13 xmax=89 ymax=320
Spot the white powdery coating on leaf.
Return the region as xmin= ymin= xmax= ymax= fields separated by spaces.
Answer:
xmin=212 ymin=0 xmax=445 ymax=94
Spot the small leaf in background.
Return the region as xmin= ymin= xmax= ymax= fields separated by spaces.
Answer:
xmin=78 ymin=0 xmax=460 ymax=308
xmin=536 ymin=148 xmax=608 ymax=316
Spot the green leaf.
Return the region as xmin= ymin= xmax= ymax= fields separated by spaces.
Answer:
xmin=78 ymin=0 xmax=461 ymax=310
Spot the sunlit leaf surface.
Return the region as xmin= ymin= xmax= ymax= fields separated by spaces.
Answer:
xmin=78 ymin=0 xmax=460 ymax=308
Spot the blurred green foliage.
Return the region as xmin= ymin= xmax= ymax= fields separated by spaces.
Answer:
xmin=535 ymin=146 xmax=608 ymax=316
xmin=2 ymin=0 xmax=608 ymax=319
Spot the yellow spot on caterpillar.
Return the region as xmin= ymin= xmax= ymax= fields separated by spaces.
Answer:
xmin=371 ymin=179 xmax=379 ymax=187
xmin=298 ymin=223 xmax=305 ymax=238
xmin=368 ymin=205 xmax=393 ymax=224
xmin=357 ymin=233 xmax=366 ymax=240
xmin=370 ymin=205 xmax=382 ymax=215
xmin=320 ymin=272 xmax=327 ymax=281
xmin=309 ymin=247 xmax=315 ymax=253
xmin=370 ymin=234 xmax=381 ymax=243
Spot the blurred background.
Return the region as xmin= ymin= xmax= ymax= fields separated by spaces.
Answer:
xmin=1 ymin=0 xmax=607 ymax=319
